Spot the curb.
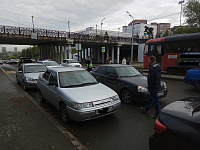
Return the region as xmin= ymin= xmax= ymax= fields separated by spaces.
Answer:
xmin=0 ymin=67 xmax=88 ymax=150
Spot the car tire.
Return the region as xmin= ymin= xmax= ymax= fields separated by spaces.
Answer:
xmin=21 ymin=81 xmax=27 ymax=91
xmin=16 ymin=76 xmax=20 ymax=85
xmin=38 ymin=90 xmax=46 ymax=103
xmin=121 ymin=89 xmax=132 ymax=104
xmin=60 ymin=103 xmax=70 ymax=123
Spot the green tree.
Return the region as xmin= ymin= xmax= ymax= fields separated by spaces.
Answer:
xmin=20 ymin=46 xmax=39 ymax=59
xmin=162 ymin=30 xmax=170 ymax=37
xmin=184 ymin=0 xmax=200 ymax=27
xmin=173 ymin=26 xmax=200 ymax=34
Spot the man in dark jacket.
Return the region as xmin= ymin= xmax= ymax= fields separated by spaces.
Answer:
xmin=141 ymin=56 xmax=161 ymax=118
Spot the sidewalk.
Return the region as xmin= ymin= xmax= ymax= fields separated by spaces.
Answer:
xmin=0 ymin=68 xmax=82 ymax=150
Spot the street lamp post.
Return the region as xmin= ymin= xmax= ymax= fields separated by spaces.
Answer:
xmin=68 ymin=20 xmax=70 ymax=38
xmin=101 ymin=18 xmax=105 ymax=35
xmin=96 ymin=24 xmax=98 ymax=35
xmin=126 ymin=11 xmax=134 ymax=63
xmin=179 ymin=0 xmax=185 ymax=26
xmin=31 ymin=16 xmax=34 ymax=32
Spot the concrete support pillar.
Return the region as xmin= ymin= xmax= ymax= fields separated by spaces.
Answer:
xmin=60 ymin=45 xmax=63 ymax=62
xmin=102 ymin=50 xmax=104 ymax=64
xmin=98 ymin=47 xmax=100 ymax=63
xmin=53 ymin=46 xmax=56 ymax=61
xmin=68 ymin=45 xmax=72 ymax=59
xmin=64 ymin=45 xmax=67 ymax=59
xmin=117 ymin=46 xmax=120 ymax=64
xmin=56 ymin=46 xmax=59 ymax=62
xmin=106 ymin=47 xmax=109 ymax=59
xmin=50 ymin=46 xmax=53 ymax=60
xmin=91 ymin=48 xmax=93 ymax=59
xmin=112 ymin=47 xmax=115 ymax=64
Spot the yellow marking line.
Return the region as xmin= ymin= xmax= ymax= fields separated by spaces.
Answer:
xmin=6 ymin=71 xmax=16 ymax=74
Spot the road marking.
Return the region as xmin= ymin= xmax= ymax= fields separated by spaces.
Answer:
xmin=6 ymin=71 xmax=16 ymax=74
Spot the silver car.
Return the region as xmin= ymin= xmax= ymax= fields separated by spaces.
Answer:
xmin=37 ymin=67 xmax=121 ymax=122
xmin=16 ymin=63 xmax=47 ymax=90
xmin=37 ymin=60 xmax=63 ymax=68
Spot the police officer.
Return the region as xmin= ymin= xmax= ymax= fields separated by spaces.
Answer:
xmin=87 ymin=56 xmax=93 ymax=72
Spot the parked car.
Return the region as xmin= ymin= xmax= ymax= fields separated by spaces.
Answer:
xmin=90 ymin=64 xmax=168 ymax=103
xmin=9 ymin=59 xmax=17 ymax=64
xmin=19 ymin=57 xmax=32 ymax=66
xmin=37 ymin=60 xmax=63 ymax=68
xmin=149 ymin=96 xmax=200 ymax=150
xmin=0 ymin=60 xmax=3 ymax=65
xmin=61 ymin=59 xmax=82 ymax=68
xmin=37 ymin=67 xmax=121 ymax=122
xmin=16 ymin=63 xmax=47 ymax=90
xmin=184 ymin=68 xmax=200 ymax=91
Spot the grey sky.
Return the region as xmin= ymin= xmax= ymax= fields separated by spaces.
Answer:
xmin=0 ymin=0 xmax=187 ymax=51
xmin=1 ymin=0 xmax=186 ymax=31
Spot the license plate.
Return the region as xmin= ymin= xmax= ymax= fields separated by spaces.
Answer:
xmin=158 ymin=92 xmax=164 ymax=96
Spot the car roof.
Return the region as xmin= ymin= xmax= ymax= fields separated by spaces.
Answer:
xmin=47 ymin=67 xmax=85 ymax=72
xmin=63 ymin=59 xmax=75 ymax=60
xmin=22 ymin=63 xmax=44 ymax=66
xmin=97 ymin=64 xmax=132 ymax=68
xmin=37 ymin=60 xmax=57 ymax=63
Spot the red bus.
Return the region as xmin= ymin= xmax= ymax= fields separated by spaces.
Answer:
xmin=143 ymin=32 xmax=200 ymax=74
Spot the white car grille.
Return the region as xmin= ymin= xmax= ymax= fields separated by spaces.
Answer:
xmin=93 ymin=98 xmax=111 ymax=107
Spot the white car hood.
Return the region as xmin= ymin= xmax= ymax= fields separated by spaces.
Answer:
xmin=59 ymin=83 xmax=117 ymax=103
xmin=24 ymin=72 xmax=44 ymax=79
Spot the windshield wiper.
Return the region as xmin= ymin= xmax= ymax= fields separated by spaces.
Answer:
xmin=62 ymin=84 xmax=80 ymax=88
xmin=79 ymin=82 xmax=97 ymax=86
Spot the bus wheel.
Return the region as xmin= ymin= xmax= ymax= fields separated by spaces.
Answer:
xmin=167 ymin=68 xmax=174 ymax=75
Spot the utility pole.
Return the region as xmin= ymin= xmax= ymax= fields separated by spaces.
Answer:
xmin=179 ymin=0 xmax=185 ymax=26
xmin=126 ymin=11 xmax=134 ymax=63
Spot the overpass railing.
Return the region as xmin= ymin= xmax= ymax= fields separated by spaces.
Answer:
xmin=0 ymin=25 xmax=133 ymax=43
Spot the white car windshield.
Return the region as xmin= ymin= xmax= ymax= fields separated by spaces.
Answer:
xmin=24 ymin=65 xmax=47 ymax=73
xmin=59 ymin=70 xmax=97 ymax=88
xmin=116 ymin=66 xmax=141 ymax=77
xmin=44 ymin=61 xmax=59 ymax=66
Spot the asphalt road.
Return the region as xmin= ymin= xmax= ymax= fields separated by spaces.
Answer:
xmin=1 ymin=63 xmax=200 ymax=150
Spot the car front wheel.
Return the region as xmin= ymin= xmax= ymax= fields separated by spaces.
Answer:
xmin=38 ymin=90 xmax=46 ymax=103
xmin=60 ymin=103 xmax=70 ymax=123
xmin=121 ymin=89 xmax=132 ymax=104
xmin=21 ymin=81 xmax=27 ymax=91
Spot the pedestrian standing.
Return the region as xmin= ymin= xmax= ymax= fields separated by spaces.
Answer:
xmin=87 ymin=56 xmax=93 ymax=72
xmin=122 ymin=57 xmax=126 ymax=65
xmin=141 ymin=56 xmax=162 ymax=119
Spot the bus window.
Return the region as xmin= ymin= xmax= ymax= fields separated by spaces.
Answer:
xmin=149 ymin=45 xmax=155 ymax=56
xmin=144 ymin=45 xmax=149 ymax=55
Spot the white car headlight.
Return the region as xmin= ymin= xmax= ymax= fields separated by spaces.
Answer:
xmin=26 ymin=77 xmax=36 ymax=81
xmin=73 ymin=102 xmax=93 ymax=109
xmin=110 ymin=95 xmax=120 ymax=102
xmin=138 ymin=86 xmax=148 ymax=92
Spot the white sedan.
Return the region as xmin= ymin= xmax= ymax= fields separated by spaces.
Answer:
xmin=37 ymin=67 xmax=121 ymax=122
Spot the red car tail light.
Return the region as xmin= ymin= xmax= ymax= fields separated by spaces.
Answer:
xmin=154 ymin=118 xmax=166 ymax=133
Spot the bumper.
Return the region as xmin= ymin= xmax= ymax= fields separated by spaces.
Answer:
xmin=133 ymin=89 xmax=168 ymax=102
xmin=67 ymin=101 xmax=121 ymax=121
xmin=25 ymin=81 xmax=37 ymax=89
